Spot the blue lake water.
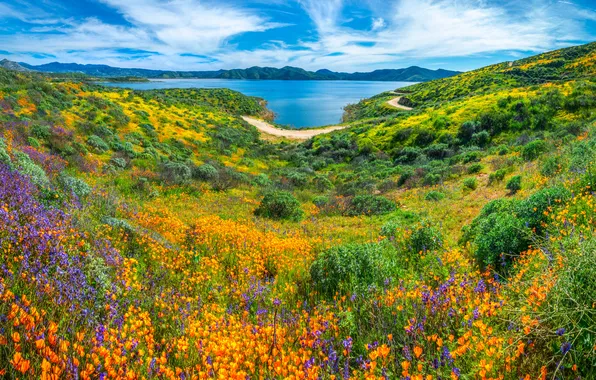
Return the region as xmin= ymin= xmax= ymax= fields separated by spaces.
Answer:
xmin=101 ymin=79 xmax=411 ymax=128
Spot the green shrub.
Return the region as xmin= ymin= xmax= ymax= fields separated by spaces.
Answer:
xmin=193 ymin=164 xmax=218 ymax=181
xmin=488 ymin=169 xmax=507 ymax=184
xmin=27 ymin=137 xmax=41 ymax=148
xmin=546 ymin=237 xmax=596 ymax=374
xmin=109 ymin=157 xmax=127 ymax=169
xmin=540 ymin=156 xmax=561 ymax=177
xmin=473 ymin=212 xmax=530 ymax=272
xmin=160 ymin=161 xmax=191 ymax=185
xmin=423 ymin=173 xmax=441 ymax=186
xmin=468 ymin=163 xmax=483 ymax=174
xmin=506 ymin=175 xmax=522 ymax=194
xmin=425 ymin=190 xmax=445 ymax=201
xmin=408 ymin=220 xmax=443 ymax=253
xmin=312 ymin=175 xmax=334 ymax=192
xmin=522 ymin=140 xmax=547 ymax=161
xmin=59 ymin=175 xmax=91 ymax=198
xmin=253 ymin=173 xmax=271 ymax=187
xmin=14 ymin=151 xmax=49 ymax=187
xmin=310 ymin=242 xmax=396 ymax=297
xmin=87 ymin=135 xmax=109 ymax=153
xmin=516 ymin=186 xmax=571 ymax=233
xmin=463 ymin=177 xmax=478 ymax=190
xmin=313 ymin=196 xmax=329 ymax=208
xmin=345 ymin=195 xmax=396 ymax=216
xmin=471 ymin=131 xmax=490 ymax=146
xmin=254 ymin=191 xmax=304 ymax=221
xmin=0 ymin=138 xmax=11 ymax=167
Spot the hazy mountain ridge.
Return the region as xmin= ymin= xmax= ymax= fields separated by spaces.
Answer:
xmin=11 ymin=60 xmax=460 ymax=81
xmin=0 ymin=59 xmax=30 ymax=72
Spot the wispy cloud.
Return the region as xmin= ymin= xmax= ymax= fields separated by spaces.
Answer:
xmin=0 ymin=0 xmax=593 ymax=70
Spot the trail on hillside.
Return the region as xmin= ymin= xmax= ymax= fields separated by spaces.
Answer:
xmin=387 ymin=92 xmax=413 ymax=110
xmin=242 ymin=116 xmax=348 ymax=140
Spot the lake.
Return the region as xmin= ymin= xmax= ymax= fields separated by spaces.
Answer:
xmin=101 ymin=79 xmax=411 ymax=128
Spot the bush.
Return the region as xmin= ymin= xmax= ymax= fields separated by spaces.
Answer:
xmin=546 ymin=237 xmax=596 ymax=374
xmin=540 ymin=156 xmax=560 ymax=177
xmin=522 ymin=140 xmax=547 ymax=161
xmin=310 ymin=242 xmax=396 ymax=297
xmin=59 ymin=175 xmax=91 ymax=198
xmin=425 ymin=190 xmax=445 ymax=201
xmin=471 ymin=131 xmax=490 ymax=147
xmin=506 ymin=175 xmax=522 ymax=194
xmin=14 ymin=151 xmax=49 ymax=187
xmin=254 ymin=191 xmax=304 ymax=221
xmin=345 ymin=195 xmax=396 ymax=216
xmin=516 ymin=186 xmax=570 ymax=233
xmin=463 ymin=177 xmax=478 ymax=190
xmin=253 ymin=173 xmax=271 ymax=187
xmin=87 ymin=135 xmax=109 ymax=153
xmin=160 ymin=161 xmax=191 ymax=185
xmin=467 ymin=163 xmax=483 ymax=174
xmin=0 ymin=138 xmax=11 ymax=167
xmin=313 ymin=196 xmax=329 ymax=208
xmin=109 ymin=157 xmax=127 ymax=169
xmin=312 ymin=175 xmax=334 ymax=192
xmin=488 ymin=169 xmax=507 ymax=184
xmin=408 ymin=220 xmax=443 ymax=253
xmin=423 ymin=173 xmax=441 ymax=186
xmin=193 ymin=164 xmax=218 ymax=181
xmin=473 ymin=212 xmax=530 ymax=272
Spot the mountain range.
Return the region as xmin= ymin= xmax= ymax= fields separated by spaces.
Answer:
xmin=0 ymin=59 xmax=460 ymax=81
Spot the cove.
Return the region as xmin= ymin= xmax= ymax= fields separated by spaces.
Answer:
xmin=102 ymin=79 xmax=411 ymax=128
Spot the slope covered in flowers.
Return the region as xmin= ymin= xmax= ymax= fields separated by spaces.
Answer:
xmin=0 ymin=42 xmax=595 ymax=380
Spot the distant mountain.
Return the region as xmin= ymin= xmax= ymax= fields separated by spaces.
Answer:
xmin=0 ymin=59 xmax=30 ymax=72
xmin=15 ymin=60 xmax=460 ymax=82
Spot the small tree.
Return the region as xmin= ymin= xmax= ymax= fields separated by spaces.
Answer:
xmin=254 ymin=191 xmax=304 ymax=221
xmin=506 ymin=175 xmax=522 ymax=194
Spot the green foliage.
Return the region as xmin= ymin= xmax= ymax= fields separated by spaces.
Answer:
xmin=310 ymin=242 xmax=398 ymax=297
xmin=473 ymin=212 xmax=530 ymax=272
xmin=488 ymin=169 xmax=507 ymax=184
xmin=59 ymin=174 xmax=91 ymax=198
xmin=463 ymin=177 xmax=478 ymax=190
xmin=87 ymin=135 xmax=109 ymax=152
xmin=0 ymin=138 xmax=11 ymax=167
xmin=160 ymin=161 xmax=191 ymax=185
xmin=344 ymin=194 xmax=396 ymax=216
xmin=14 ymin=151 xmax=49 ymax=187
xmin=546 ymin=237 xmax=596 ymax=373
xmin=408 ymin=220 xmax=443 ymax=253
xmin=506 ymin=175 xmax=522 ymax=194
xmin=193 ymin=163 xmax=218 ymax=181
xmin=540 ymin=156 xmax=561 ymax=177
xmin=425 ymin=190 xmax=445 ymax=201
xmin=467 ymin=163 xmax=483 ymax=174
xmin=522 ymin=140 xmax=548 ymax=160
xmin=254 ymin=191 xmax=304 ymax=221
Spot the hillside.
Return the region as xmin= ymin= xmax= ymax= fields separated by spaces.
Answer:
xmin=15 ymin=60 xmax=460 ymax=81
xmin=0 ymin=42 xmax=595 ymax=380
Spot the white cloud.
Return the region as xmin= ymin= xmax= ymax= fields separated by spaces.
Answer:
xmin=371 ymin=17 xmax=386 ymax=31
xmin=0 ymin=0 xmax=594 ymax=71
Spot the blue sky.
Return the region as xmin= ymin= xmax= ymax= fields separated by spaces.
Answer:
xmin=0 ymin=0 xmax=595 ymax=72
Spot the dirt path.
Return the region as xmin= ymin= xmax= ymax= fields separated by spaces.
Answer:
xmin=387 ymin=93 xmax=413 ymax=110
xmin=242 ymin=116 xmax=348 ymax=140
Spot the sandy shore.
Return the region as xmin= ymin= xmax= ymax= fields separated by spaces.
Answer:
xmin=241 ymin=116 xmax=348 ymax=140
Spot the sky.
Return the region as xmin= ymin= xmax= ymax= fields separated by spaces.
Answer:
xmin=0 ymin=0 xmax=595 ymax=72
